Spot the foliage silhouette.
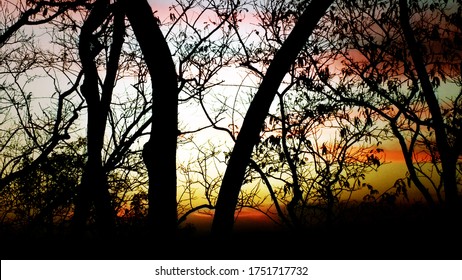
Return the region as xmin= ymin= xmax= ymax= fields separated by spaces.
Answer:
xmin=0 ymin=0 xmax=461 ymax=260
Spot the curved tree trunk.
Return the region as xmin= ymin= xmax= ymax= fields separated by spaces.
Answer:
xmin=390 ymin=122 xmax=435 ymax=205
xmin=399 ymin=0 xmax=460 ymax=211
xmin=73 ymin=0 xmax=124 ymax=234
xmin=211 ymin=0 xmax=334 ymax=238
xmin=121 ymin=0 xmax=179 ymax=238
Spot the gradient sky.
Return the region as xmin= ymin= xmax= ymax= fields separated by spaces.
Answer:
xmin=145 ymin=0 xmax=451 ymax=210
xmin=4 ymin=0 xmax=449 ymax=231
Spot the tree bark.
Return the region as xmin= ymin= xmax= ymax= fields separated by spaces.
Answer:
xmin=121 ymin=0 xmax=179 ymax=238
xmin=211 ymin=0 xmax=334 ymax=237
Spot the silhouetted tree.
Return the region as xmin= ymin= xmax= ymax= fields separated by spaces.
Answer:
xmin=0 ymin=1 xmax=93 ymax=237
xmin=166 ymin=0 xmax=253 ymax=231
xmin=0 ymin=138 xmax=86 ymax=231
xmin=3 ymin=0 xmax=460 ymax=258
xmin=211 ymin=0 xmax=334 ymax=237
xmin=252 ymin=95 xmax=386 ymax=228
xmin=0 ymin=0 xmax=85 ymax=46
xmin=0 ymin=0 xmax=86 ymax=194
xmin=399 ymin=0 xmax=461 ymax=211
xmin=120 ymin=0 xmax=179 ymax=237
xmin=306 ymin=0 xmax=462 ymax=211
xmin=73 ymin=0 xmax=125 ymax=234
xmin=120 ymin=0 xmax=245 ymax=237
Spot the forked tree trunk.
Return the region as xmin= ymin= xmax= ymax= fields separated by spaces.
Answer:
xmin=73 ymin=0 xmax=124 ymax=234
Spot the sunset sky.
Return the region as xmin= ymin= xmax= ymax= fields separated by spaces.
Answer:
xmin=3 ymin=1 xmax=462 ymax=266
xmin=2 ymin=0 xmax=456 ymax=233
xmin=142 ymin=0 xmax=456 ymax=231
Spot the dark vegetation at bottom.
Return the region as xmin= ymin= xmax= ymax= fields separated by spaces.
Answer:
xmin=1 ymin=203 xmax=460 ymax=260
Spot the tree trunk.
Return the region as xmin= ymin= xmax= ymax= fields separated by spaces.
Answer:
xmin=121 ymin=0 xmax=179 ymax=238
xmin=390 ymin=122 xmax=435 ymax=205
xmin=73 ymin=0 xmax=124 ymax=234
xmin=399 ymin=0 xmax=460 ymax=211
xmin=211 ymin=0 xmax=334 ymax=238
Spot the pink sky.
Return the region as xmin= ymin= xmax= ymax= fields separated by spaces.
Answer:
xmin=147 ymin=0 xmax=442 ymax=231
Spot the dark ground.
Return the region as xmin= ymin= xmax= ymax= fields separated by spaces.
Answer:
xmin=1 ymin=203 xmax=461 ymax=260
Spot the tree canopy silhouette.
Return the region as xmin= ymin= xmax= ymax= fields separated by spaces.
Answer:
xmin=0 ymin=0 xmax=461 ymax=259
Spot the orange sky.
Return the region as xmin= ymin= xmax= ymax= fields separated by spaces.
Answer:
xmin=0 ymin=0 xmax=453 ymax=235
xmin=139 ymin=1 xmax=447 ymax=231
xmin=134 ymin=0 xmax=449 ymax=230
xmin=182 ymin=207 xmax=283 ymax=234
